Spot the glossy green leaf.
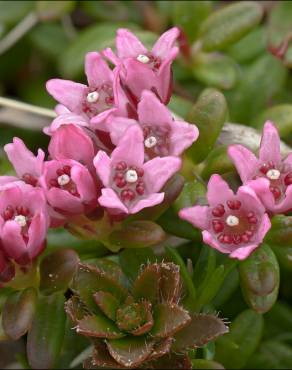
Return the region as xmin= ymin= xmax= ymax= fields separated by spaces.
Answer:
xmin=193 ymin=52 xmax=239 ymax=90
xmin=36 ymin=1 xmax=75 ymax=21
xmin=2 ymin=288 xmax=37 ymax=340
xmin=77 ymin=314 xmax=124 ymax=339
xmin=215 ymin=309 xmax=264 ymax=369
xmin=201 ymin=145 xmax=234 ymax=180
xmin=168 ymin=94 xmax=193 ymax=119
xmin=186 ymin=88 xmax=228 ymax=163
xmin=40 ymin=248 xmax=79 ymax=294
xmin=266 ymin=215 xmax=292 ymax=248
xmin=119 ymin=248 xmax=157 ymax=281
xmin=199 ymin=1 xmax=263 ymax=51
xmin=173 ymin=179 xmax=206 ymax=213
xmin=27 ymin=293 xmax=66 ymax=369
xmin=240 ymin=245 xmax=279 ymax=313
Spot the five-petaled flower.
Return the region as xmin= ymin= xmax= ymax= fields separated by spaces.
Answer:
xmin=179 ymin=175 xmax=271 ymax=260
xmin=94 ymin=125 xmax=181 ymax=215
xmin=228 ymin=121 xmax=292 ymax=214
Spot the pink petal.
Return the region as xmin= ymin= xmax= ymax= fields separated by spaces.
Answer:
xmin=179 ymin=206 xmax=209 ymax=230
xmin=247 ymin=178 xmax=276 ymax=212
xmin=112 ymin=66 xmax=132 ymax=117
xmin=107 ymin=117 xmax=137 ymax=145
xmin=156 ymin=47 xmax=178 ymax=103
xmin=206 ymin=175 xmax=234 ymax=206
xmin=116 ymin=28 xmax=147 ymax=59
xmin=54 ymin=104 xmax=69 ymax=115
xmin=259 ymin=121 xmax=281 ymax=164
xmin=94 ymin=151 xmax=112 ymax=187
xmin=0 ymin=176 xmax=18 ymax=186
xmin=98 ymin=188 xmax=128 ymax=214
xmin=0 ymin=186 xmax=22 ymax=212
xmin=1 ymin=221 xmax=27 ymax=260
xmin=102 ymin=48 xmax=120 ymax=66
xmin=130 ymin=193 xmax=164 ymax=214
xmin=85 ymin=52 xmax=113 ymax=87
xmin=27 ymin=212 xmax=48 ymax=259
xmin=44 ymin=113 xmax=89 ymax=135
xmin=143 ymin=156 xmax=181 ymax=193
xmin=4 ymin=138 xmax=44 ymax=178
xmin=111 ymin=125 xmax=144 ymax=167
xmin=284 ymin=152 xmax=292 ymax=167
xmin=237 ymin=185 xmax=265 ymax=214
xmin=70 ymin=165 xmax=97 ymax=203
xmin=46 ymin=79 xmax=87 ymax=113
xmin=48 ymin=124 xmax=94 ymax=167
xmin=138 ymin=90 xmax=172 ymax=127
xmin=228 ymin=145 xmax=258 ymax=183
xmin=202 ymin=231 xmax=231 ymax=254
xmin=23 ymin=188 xmax=47 ymax=215
xmin=254 ymin=213 xmax=271 ymax=244
xmin=46 ymin=188 xmax=84 ymax=214
xmin=169 ymin=120 xmax=199 ymax=156
xmin=229 ymin=245 xmax=259 ymax=260
xmin=90 ymin=107 xmax=117 ymax=131
xmin=152 ymin=27 xmax=180 ymax=59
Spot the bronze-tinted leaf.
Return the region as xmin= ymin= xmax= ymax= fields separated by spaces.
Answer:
xmin=40 ymin=248 xmax=79 ymax=294
xmin=93 ymin=291 xmax=119 ymax=321
xmin=172 ymin=314 xmax=229 ymax=351
xmin=2 ymin=287 xmax=37 ymax=340
xmin=71 ymin=263 xmax=127 ymax=313
xmin=159 ymin=263 xmax=181 ymax=303
xmin=116 ymin=301 xmax=153 ymax=335
xmin=132 ymin=264 xmax=160 ymax=304
xmin=144 ymin=352 xmax=192 ymax=369
xmin=65 ymin=296 xmax=88 ymax=324
xmin=106 ymin=336 xmax=155 ymax=368
xmin=147 ymin=337 xmax=173 ymax=361
xmin=92 ymin=341 xmax=124 ymax=369
xmin=76 ymin=314 xmax=125 ymax=339
xmin=150 ymin=303 xmax=191 ymax=338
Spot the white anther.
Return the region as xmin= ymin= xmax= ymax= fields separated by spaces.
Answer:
xmin=226 ymin=215 xmax=239 ymax=227
xmin=14 ymin=215 xmax=27 ymax=227
xmin=144 ymin=136 xmax=157 ymax=148
xmin=58 ymin=174 xmax=70 ymax=186
xmin=137 ymin=54 xmax=150 ymax=64
xmin=125 ymin=169 xmax=138 ymax=183
xmin=266 ymin=169 xmax=281 ymax=180
xmin=86 ymin=91 xmax=99 ymax=103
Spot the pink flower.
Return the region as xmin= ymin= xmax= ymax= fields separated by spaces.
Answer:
xmin=94 ymin=125 xmax=181 ymax=215
xmin=228 ymin=121 xmax=292 ymax=214
xmin=0 ymin=250 xmax=15 ymax=283
xmin=95 ymin=90 xmax=199 ymax=160
xmin=179 ymin=175 xmax=271 ymax=260
xmin=48 ymin=124 xmax=95 ymax=168
xmin=103 ymin=27 xmax=180 ymax=104
xmin=4 ymin=138 xmax=45 ymax=187
xmin=40 ymin=159 xmax=97 ymax=216
xmin=0 ymin=186 xmax=49 ymax=264
xmin=46 ymin=52 xmax=127 ymax=127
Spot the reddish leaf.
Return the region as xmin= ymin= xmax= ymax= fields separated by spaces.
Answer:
xmin=159 ymin=263 xmax=182 ymax=303
xmin=65 ymin=296 xmax=88 ymax=324
xmin=94 ymin=291 xmax=119 ymax=321
xmin=144 ymin=352 xmax=192 ymax=369
xmin=77 ymin=314 xmax=125 ymax=339
xmin=92 ymin=341 xmax=124 ymax=368
xmin=132 ymin=264 xmax=160 ymax=304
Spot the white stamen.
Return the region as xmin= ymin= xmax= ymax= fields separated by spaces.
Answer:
xmin=226 ymin=215 xmax=239 ymax=227
xmin=137 ymin=54 xmax=150 ymax=64
xmin=58 ymin=174 xmax=70 ymax=186
xmin=144 ymin=136 xmax=157 ymax=148
xmin=14 ymin=215 xmax=27 ymax=227
xmin=86 ymin=91 xmax=99 ymax=103
xmin=125 ymin=169 xmax=138 ymax=183
xmin=266 ymin=169 xmax=281 ymax=180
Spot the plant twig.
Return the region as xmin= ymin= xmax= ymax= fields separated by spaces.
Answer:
xmin=0 ymin=97 xmax=55 ymax=118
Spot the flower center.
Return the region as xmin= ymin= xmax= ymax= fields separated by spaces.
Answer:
xmin=22 ymin=173 xmax=38 ymax=187
xmin=125 ymin=169 xmax=138 ymax=183
xmin=143 ymin=125 xmax=170 ymax=160
xmin=226 ymin=215 xmax=239 ymax=226
xmin=144 ymin=136 xmax=157 ymax=148
xmin=49 ymin=166 xmax=80 ymax=197
xmin=137 ymin=54 xmax=150 ymax=64
xmin=14 ymin=215 xmax=27 ymax=227
xmin=266 ymin=169 xmax=280 ymax=180
xmin=57 ymin=174 xmax=70 ymax=186
xmin=86 ymin=91 xmax=99 ymax=103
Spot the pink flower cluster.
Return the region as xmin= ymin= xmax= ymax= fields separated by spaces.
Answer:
xmin=0 ymin=28 xmax=199 ymax=282
xmin=180 ymin=121 xmax=292 ymax=260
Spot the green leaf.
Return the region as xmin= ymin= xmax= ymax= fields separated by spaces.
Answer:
xmin=36 ymin=0 xmax=75 ymax=21
xmin=109 ymin=221 xmax=166 ymax=249
xmin=192 ymin=359 xmax=224 ymax=369
xmin=168 ymin=95 xmax=193 ymax=119
xmin=199 ymin=1 xmax=263 ymax=52
xmin=132 ymin=264 xmax=160 ymax=304
xmin=40 ymin=248 xmax=79 ymax=295
xmin=173 ymin=179 xmax=206 ymax=213
xmin=2 ymin=288 xmax=37 ymax=340
xmin=119 ymin=248 xmax=157 ymax=281
xmin=192 ymin=52 xmax=239 ymax=90
xmin=77 ymin=314 xmax=124 ymax=339
xmin=215 ymin=309 xmax=264 ymax=369
xmin=186 ymin=88 xmax=228 ymax=163
xmin=27 ymin=293 xmax=66 ymax=369
xmin=0 ymin=1 xmax=33 ymax=25
xmin=93 ymin=291 xmax=119 ymax=321
xmin=265 ymin=301 xmax=292 ymax=338
xmin=171 ymin=1 xmax=212 ymax=42
xmin=239 ymin=244 xmax=280 ymax=313
xmin=201 ymin=145 xmax=234 ymax=180
xmin=92 ymin=342 xmax=122 ymax=369
xmin=106 ymin=336 xmax=155 ymax=368
xmin=151 ymin=303 xmax=190 ymax=338
xmin=172 ymin=314 xmax=228 ymax=351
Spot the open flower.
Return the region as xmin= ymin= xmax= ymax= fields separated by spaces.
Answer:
xmin=40 ymin=159 xmax=97 ymax=216
xmin=96 ymin=90 xmax=199 ymax=160
xmin=4 ymin=138 xmax=45 ymax=187
xmin=103 ymin=27 xmax=180 ymax=104
xmin=179 ymin=175 xmax=271 ymax=260
xmin=46 ymin=52 xmax=127 ymax=128
xmin=0 ymin=186 xmax=49 ymax=265
xmin=228 ymin=121 xmax=292 ymax=214
xmin=94 ymin=125 xmax=181 ymax=215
